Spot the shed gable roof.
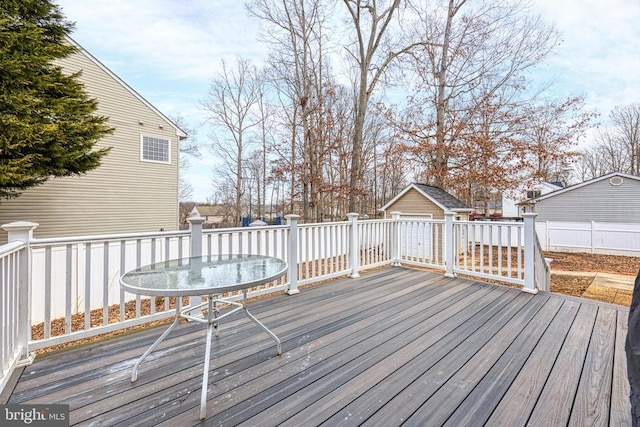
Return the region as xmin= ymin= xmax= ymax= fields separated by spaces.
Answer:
xmin=380 ymin=183 xmax=472 ymax=212
xmin=194 ymin=205 xmax=225 ymax=216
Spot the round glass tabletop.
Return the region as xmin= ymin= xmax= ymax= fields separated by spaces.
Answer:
xmin=120 ymin=254 xmax=288 ymax=296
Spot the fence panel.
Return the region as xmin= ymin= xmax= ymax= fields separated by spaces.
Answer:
xmin=296 ymin=221 xmax=350 ymax=285
xmin=26 ymin=221 xmax=353 ymax=349
xmin=397 ymin=219 xmax=445 ymax=269
xmin=358 ymin=219 xmax=393 ymax=269
xmin=453 ymin=221 xmax=525 ymax=286
xmin=28 ymin=231 xmax=192 ymax=349
xmin=539 ymin=221 xmax=640 ymax=255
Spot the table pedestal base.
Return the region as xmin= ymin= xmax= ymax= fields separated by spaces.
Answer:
xmin=130 ymin=290 xmax=281 ymax=420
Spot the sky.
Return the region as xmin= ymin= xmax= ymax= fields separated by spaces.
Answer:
xmin=54 ymin=0 xmax=640 ymax=203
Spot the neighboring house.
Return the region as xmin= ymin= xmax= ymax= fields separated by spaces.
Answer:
xmin=191 ymin=205 xmax=228 ymax=226
xmin=380 ymin=183 xmax=473 ymax=220
xmin=519 ymin=172 xmax=640 ymax=222
xmin=0 ymin=38 xmax=187 ymax=240
xmin=502 ymin=181 xmax=563 ymax=218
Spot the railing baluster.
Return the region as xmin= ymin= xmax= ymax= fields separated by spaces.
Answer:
xmin=135 ymin=239 xmax=142 ymax=319
xmin=44 ymin=247 xmax=52 ymax=339
xmin=65 ymin=244 xmax=72 ymax=335
xmin=518 ymin=226 xmax=523 ymax=279
xmin=120 ymin=240 xmax=126 ymax=322
xmin=85 ymin=243 xmax=91 ymax=331
xmin=497 ymin=226 xmax=503 ymax=276
xmin=103 ymin=242 xmax=109 ymax=326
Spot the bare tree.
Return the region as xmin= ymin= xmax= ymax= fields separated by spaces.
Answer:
xmin=575 ymin=103 xmax=640 ymax=179
xmin=341 ymin=0 xmax=407 ymax=212
xmin=610 ymin=103 xmax=640 ymax=174
xmin=249 ymin=0 xmax=337 ymax=222
xmin=520 ymin=96 xmax=596 ymax=184
xmin=397 ymin=0 xmax=560 ymax=195
xmin=202 ymin=58 xmax=263 ymax=224
xmin=170 ymin=113 xmax=201 ymax=202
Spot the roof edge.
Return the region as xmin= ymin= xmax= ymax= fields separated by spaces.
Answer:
xmin=532 ymin=172 xmax=640 ymax=202
xmin=65 ymin=36 xmax=187 ymax=139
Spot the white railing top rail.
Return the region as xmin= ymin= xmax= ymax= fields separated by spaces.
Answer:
xmin=457 ymin=219 xmax=523 ymax=226
xmin=396 ymin=218 xmax=446 ymax=224
xmin=203 ymin=224 xmax=289 ymax=233
xmin=30 ymin=228 xmax=191 ymax=247
xmin=0 ymin=240 xmax=27 ymax=256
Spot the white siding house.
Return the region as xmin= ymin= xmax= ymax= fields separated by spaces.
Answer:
xmin=520 ymin=172 xmax=640 ymax=222
xmin=0 ymin=38 xmax=187 ymax=240
xmin=502 ymin=181 xmax=563 ymax=218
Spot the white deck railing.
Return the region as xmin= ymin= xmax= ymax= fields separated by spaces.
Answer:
xmin=0 ymin=211 xmax=545 ymax=394
xmin=453 ymin=220 xmax=525 ymax=286
xmin=534 ymin=232 xmax=551 ymax=292
xmin=0 ymin=239 xmax=31 ymax=394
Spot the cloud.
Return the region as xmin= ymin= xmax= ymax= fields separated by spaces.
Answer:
xmin=58 ymin=0 xmax=267 ymax=82
xmin=532 ymin=0 xmax=640 ymax=116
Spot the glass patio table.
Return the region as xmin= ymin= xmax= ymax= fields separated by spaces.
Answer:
xmin=120 ymin=254 xmax=288 ymax=420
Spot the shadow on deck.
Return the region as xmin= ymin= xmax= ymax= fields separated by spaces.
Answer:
xmin=3 ymin=267 xmax=632 ymax=426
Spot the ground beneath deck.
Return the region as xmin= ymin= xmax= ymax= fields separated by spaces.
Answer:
xmin=5 ymin=267 xmax=632 ymax=426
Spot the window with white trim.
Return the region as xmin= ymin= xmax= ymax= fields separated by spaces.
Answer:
xmin=141 ymin=135 xmax=170 ymax=164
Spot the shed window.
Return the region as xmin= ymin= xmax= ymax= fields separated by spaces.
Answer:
xmin=141 ymin=135 xmax=170 ymax=164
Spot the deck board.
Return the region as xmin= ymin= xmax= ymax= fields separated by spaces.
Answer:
xmin=528 ymin=304 xmax=598 ymax=426
xmin=5 ymin=266 xmax=632 ymax=426
xmin=279 ymin=286 xmax=509 ymax=427
xmin=441 ymin=296 xmax=564 ymax=426
xmin=613 ymin=312 xmax=633 ymax=426
xmin=483 ymin=299 xmax=580 ymax=426
xmin=569 ymin=307 xmax=617 ymax=426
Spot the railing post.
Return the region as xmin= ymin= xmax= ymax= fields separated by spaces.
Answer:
xmin=444 ymin=212 xmax=455 ymax=278
xmin=285 ymin=214 xmax=300 ymax=295
xmin=347 ymin=213 xmax=360 ymax=278
xmin=391 ymin=212 xmax=401 ymax=266
xmin=522 ymin=213 xmax=538 ymax=294
xmin=188 ymin=214 xmax=205 ymax=313
xmin=2 ymin=221 xmax=39 ymax=365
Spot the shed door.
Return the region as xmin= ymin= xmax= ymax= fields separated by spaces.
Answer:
xmin=399 ymin=214 xmax=434 ymax=261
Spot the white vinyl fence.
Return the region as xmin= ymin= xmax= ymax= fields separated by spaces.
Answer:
xmin=536 ymin=221 xmax=640 ymax=256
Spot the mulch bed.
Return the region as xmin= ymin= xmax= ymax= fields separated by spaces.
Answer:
xmin=547 ymin=251 xmax=639 ymax=306
xmin=545 ymin=251 xmax=640 ymax=275
xmin=550 ymin=274 xmax=594 ymax=297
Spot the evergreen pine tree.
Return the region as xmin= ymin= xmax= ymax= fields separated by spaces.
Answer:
xmin=0 ymin=0 xmax=112 ymax=199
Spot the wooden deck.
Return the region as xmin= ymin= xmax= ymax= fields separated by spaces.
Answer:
xmin=3 ymin=267 xmax=632 ymax=426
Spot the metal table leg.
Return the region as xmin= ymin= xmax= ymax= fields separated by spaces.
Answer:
xmin=242 ymin=289 xmax=282 ymax=355
xmin=132 ymin=293 xmax=282 ymax=420
xmin=200 ymin=296 xmax=215 ymax=420
xmin=131 ymin=304 xmax=181 ymax=382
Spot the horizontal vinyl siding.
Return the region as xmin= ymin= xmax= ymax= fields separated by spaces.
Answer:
xmin=385 ymin=189 xmax=445 ymax=219
xmin=536 ymin=178 xmax=640 ymax=222
xmin=0 ymin=50 xmax=179 ymax=240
